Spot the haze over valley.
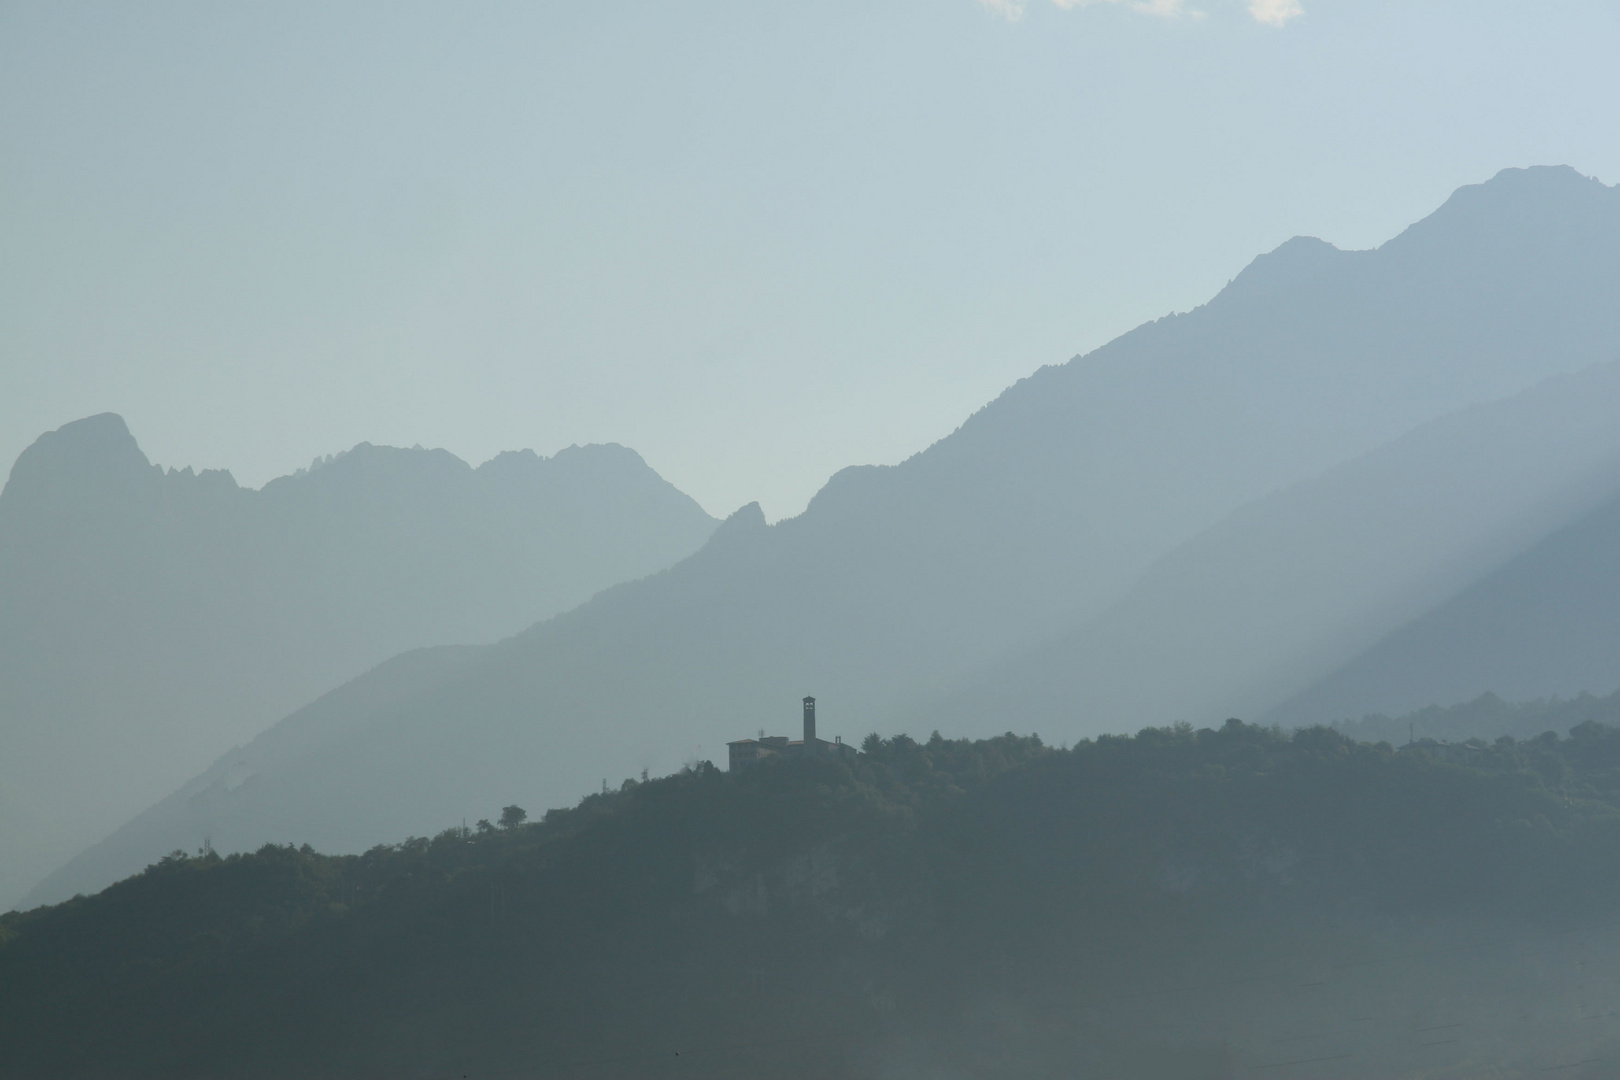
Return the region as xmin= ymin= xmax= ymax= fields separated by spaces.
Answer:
xmin=19 ymin=165 xmax=1620 ymax=914
xmin=5 ymin=3 xmax=1620 ymax=1075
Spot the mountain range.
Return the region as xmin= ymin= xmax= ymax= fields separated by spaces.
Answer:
xmin=24 ymin=165 xmax=1620 ymax=908
xmin=0 ymin=419 xmax=716 ymax=908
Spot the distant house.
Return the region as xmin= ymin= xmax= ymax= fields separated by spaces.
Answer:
xmin=727 ymin=697 xmax=859 ymax=772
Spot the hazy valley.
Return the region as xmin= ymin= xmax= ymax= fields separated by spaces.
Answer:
xmin=20 ymin=166 xmax=1620 ymax=911
xmin=7 ymin=161 xmax=1620 ymax=1078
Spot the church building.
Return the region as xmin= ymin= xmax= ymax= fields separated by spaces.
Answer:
xmin=727 ymin=697 xmax=859 ymax=771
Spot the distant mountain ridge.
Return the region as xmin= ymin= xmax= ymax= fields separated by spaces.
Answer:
xmin=0 ymin=416 xmax=717 ymax=908
xmin=34 ymin=165 xmax=1620 ymax=906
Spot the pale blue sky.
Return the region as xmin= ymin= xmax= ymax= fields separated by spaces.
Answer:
xmin=2 ymin=0 xmax=1617 ymax=519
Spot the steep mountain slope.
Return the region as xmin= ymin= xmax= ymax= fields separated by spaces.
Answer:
xmin=919 ymin=363 xmax=1620 ymax=739
xmin=0 ymin=417 xmax=717 ymax=908
xmin=36 ymin=165 xmax=1620 ymax=906
xmin=1270 ymin=484 xmax=1620 ymax=726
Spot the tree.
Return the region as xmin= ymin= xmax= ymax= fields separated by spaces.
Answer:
xmin=499 ymin=805 xmax=527 ymax=830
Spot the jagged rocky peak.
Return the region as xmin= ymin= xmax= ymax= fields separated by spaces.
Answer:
xmin=717 ymin=500 xmax=767 ymax=533
xmin=477 ymin=442 xmax=651 ymax=479
xmin=1383 ymin=164 xmax=1619 ymax=258
xmin=1212 ymin=235 xmax=1347 ymax=305
xmin=0 ymin=412 xmax=158 ymax=512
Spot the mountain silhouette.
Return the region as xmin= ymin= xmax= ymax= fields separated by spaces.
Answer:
xmin=32 ymin=165 xmax=1620 ymax=906
xmin=0 ymin=417 xmax=716 ymax=907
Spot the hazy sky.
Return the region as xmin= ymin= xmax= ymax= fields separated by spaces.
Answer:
xmin=2 ymin=1 xmax=1616 ymax=520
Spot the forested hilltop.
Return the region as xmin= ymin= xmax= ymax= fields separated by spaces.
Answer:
xmin=6 ymin=722 xmax=1620 ymax=1079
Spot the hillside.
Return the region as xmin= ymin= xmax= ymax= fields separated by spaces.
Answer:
xmin=6 ymin=722 xmax=1620 ymax=1079
xmin=1270 ymin=485 xmax=1620 ymax=726
xmin=0 ymin=416 xmax=717 ymax=909
xmin=43 ymin=165 xmax=1620 ymax=905
xmin=917 ymin=361 xmax=1620 ymax=738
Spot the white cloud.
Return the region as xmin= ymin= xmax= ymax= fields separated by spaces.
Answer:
xmin=1050 ymin=0 xmax=1193 ymax=17
xmin=1246 ymin=0 xmax=1303 ymax=26
xmin=977 ymin=0 xmax=1027 ymax=19
xmin=980 ymin=0 xmax=1301 ymax=23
